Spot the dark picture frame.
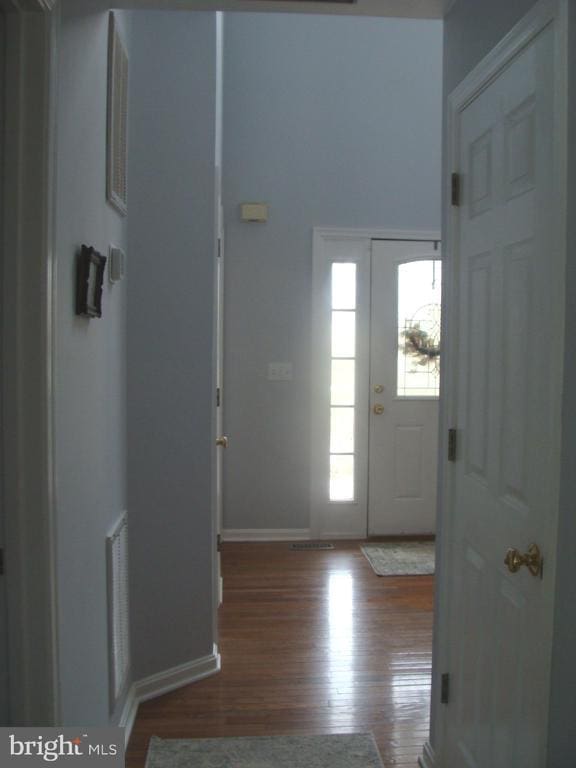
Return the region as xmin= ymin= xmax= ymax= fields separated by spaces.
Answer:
xmin=76 ymin=245 xmax=107 ymax=318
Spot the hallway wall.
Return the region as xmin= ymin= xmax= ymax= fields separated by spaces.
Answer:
xmin=54 ymin=2 xmax=131 ymax=726
xmin=128 ymin=11 xmax=221 ymax=680
xmin=222 ymin=13 xmax=443 ymax=532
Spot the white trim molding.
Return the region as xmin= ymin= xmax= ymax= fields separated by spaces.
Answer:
xmin=118 ymin=687 xmax=138 ymax=748
xmin=418 ymin=742 xmax=436 ymax=768
xmin=121 ymin=645 xmax=221 ymax=745
xmin=135 ymin=645 xmax=221 ymax=704
xmin=222 ymin=529 xmax=311 ymax=542
xmin=313 ymin=226 xmax=441 ymax=243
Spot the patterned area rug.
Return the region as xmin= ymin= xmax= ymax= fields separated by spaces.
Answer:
xmin=361 ymin=541 xmax=435 ymax=576
xmin=145 ymin=734 xmax=384 ymax=768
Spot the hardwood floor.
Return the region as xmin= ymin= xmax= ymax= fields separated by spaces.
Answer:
xmin=126 ymin=541 xmax=434 ymax=767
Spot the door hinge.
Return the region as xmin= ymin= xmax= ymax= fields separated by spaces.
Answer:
xmin=441 ymin=672 xmax=450 ymax=704
xmin=451 ymin=172 xmax=461 ymax=207
xmin=216 ymin=387 xmax=221 ymax=408
xmin=448 ymin=428 xmax=458 ymax=462
xmin=0 ymin=548 xmax=4 ymax=575
xmin=217 ymin=237 xmax=222 ymax=259
xmin=217 ymin=533 xmax=222 ymax=552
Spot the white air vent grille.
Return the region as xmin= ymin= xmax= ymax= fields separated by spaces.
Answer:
xmin=107 ymin=512 xmax=131 ymax=708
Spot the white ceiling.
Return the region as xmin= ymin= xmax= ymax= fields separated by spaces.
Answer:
xmin=111 ymin=0 xmax=450 ymax=20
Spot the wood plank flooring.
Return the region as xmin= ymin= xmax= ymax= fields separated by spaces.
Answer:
xmin=126 ymin=541 xmax=434 ymax=767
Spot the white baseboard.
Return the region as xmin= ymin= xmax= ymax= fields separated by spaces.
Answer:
xmin=222 ymin=528 xmax=311 ymax=542
xmin=135 ymin=644 xmax=221 ymax=703
xmin=120 ymin=644 xmax=221 ymax=745
xmin=419 ymin=742 xmax=436 ymax=768
xmin=118 ymin=686 xmax=139 ymax=748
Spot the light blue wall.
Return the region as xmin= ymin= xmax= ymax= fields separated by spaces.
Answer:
xmin=128 ymin=11 xmax=219 ymax=680
xmin=443 ymin=0 xmax=540 ymax=93
xmin=54 ymin=2 xmax=130 ymax=726
xmin=222 ymin=13 xmax=443 ymax=531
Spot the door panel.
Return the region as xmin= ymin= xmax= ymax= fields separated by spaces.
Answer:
xmin=368 ymin=241 xmax=440 ymax=535
xmin=445 ymin=23 xmax=561 ymax=766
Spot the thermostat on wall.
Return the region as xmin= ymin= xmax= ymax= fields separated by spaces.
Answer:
xmin=109 ymin=246 xmax=126 ymax=283
xmin=241 ymin=203 xmax=268 ymax=222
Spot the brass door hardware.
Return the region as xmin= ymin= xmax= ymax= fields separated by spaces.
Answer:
xmin=216 ymin=436 xmax=229 ymax=448
xmin=374 ymin=384 xmax=384 ymax=394
xmin=373 ymin=404 xmax=385 ymax=415
xmin=504 ymin=543 xmax=543 ymax=578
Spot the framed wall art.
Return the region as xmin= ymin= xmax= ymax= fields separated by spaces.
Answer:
xmin=76 ymin=245 xmax=107 ymax=318
xmin=107 ymin=11 xmax=128 ymax=216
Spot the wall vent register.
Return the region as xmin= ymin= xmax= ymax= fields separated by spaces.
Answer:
xmin=106 ymin=512 xmax=131 ymax=709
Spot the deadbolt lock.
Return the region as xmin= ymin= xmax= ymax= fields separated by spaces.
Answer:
xmin=374 ymin=384 xmax=384 ymax=394
xmin=373 ymin=404 xmax=385 ymax=415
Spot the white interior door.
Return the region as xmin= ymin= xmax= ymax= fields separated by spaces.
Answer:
xmin=444 ymin=19 xmax=563 ymax=767
xmin=369 ymin=241 xmax=440 ymax=535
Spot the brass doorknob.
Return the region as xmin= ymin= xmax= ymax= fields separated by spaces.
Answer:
xmin=216 ymin=436 xmax=228 ymax=448
xmin=373 ymin=404 xmax=385 ymax=415
xmin=504 ymin=543 xmax=543 ymax=577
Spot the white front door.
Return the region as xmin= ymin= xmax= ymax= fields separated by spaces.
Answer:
xmin=444 ymin=18 xmax=564 ymax=767
xmin=369 ymin=241 xmax=440 ymax=535
xmin=311 ymin=231 xmax=441 ymax=539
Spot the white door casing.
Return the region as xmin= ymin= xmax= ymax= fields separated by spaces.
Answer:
xmin=368 ymin=240 xmax=440 ymax=536
xmin=215 ymin=197 xmax=224 ymax=607
xmin=430 ymin=2 xmax=568 ymax=766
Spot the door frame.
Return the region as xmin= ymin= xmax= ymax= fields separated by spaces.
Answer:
xmin=2 ymin=0 xmax=60 ymax=725
xmin=310 ymin=227 xmax=441 ymax=541
xmin=421 ymin=2 xmax=568 ymax=765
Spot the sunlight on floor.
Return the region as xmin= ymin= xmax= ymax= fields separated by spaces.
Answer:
xmin=328 ymin=571 xmax=355 ymax=725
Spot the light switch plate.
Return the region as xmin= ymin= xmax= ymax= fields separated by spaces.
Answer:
xmin=268 ymin=362 xmax=293 ymax=381
xmin=109 ymin=245 xmax=126 ymax=283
